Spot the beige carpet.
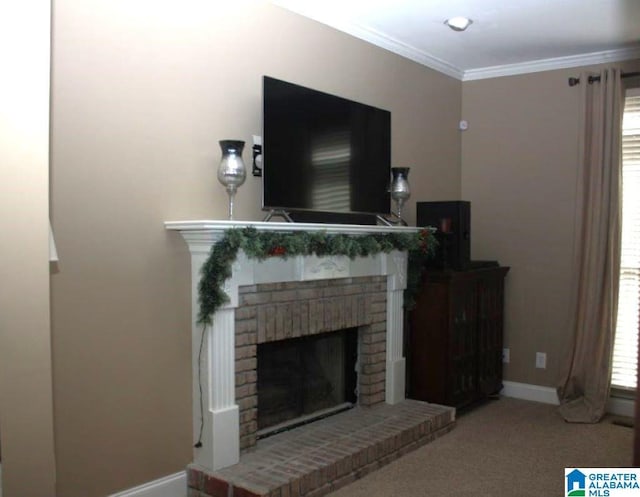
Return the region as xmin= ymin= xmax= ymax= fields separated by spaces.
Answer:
xmin=327 ymin=397 xmax=633 ymax=497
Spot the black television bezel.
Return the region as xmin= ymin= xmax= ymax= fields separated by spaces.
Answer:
xmin=261 ymin=76 xmax=392 ymax=220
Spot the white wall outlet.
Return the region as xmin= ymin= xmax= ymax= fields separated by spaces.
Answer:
xmin=503 ymin=348 xmax=510 ymax=364
xmin=252 ymin=134 xmax=262 ymax=146
xmin=535 ymin=352 xmax=547 ymax=369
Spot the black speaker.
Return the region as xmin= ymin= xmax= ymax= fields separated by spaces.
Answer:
xmin=416 ymin=201 xmax=471 ymax=270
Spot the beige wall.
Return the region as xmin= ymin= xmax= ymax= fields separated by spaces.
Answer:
xmin=461 ymin=60 xmax=640 ymax=387
xmin=0 ymin=1 xmax=57 ymax=496
xmin=50 ymin=1 xmax=461 ymax=495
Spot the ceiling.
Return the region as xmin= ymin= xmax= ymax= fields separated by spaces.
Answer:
xmin=270 ymin=0 xmax=640 ymax=80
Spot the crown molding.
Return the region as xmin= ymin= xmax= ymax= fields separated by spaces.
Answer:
xmin=339 ymin=25 xmax=640 ymax=82
xmin=271 ymin=3 xmax=640 ymax=82
xmin=333 ymin=21 xmax=465 ymax=80
xmin=306 ymin=17 xmax=640 ymax=82
xmin=270 ymin=3 xmax=464 ymax=80
xmin=462 ymin=46 xmax=640 ymax=81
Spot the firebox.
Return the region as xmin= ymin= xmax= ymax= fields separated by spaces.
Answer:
xmin=257 ymin=327 xmax=358 ymax=433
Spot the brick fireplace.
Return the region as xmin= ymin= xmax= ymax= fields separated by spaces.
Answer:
xmin=166 ymin=220 xmax=416 ymax=473
xmin=167 ymin=220 xmax=455 ymax=497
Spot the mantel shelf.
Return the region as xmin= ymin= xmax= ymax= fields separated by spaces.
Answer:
xmin=165 ymin=219 xmax=418 ymax=237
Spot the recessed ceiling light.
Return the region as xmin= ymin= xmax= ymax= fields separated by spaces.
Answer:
xmin=445 ymin=16 xmax=473 ymax=32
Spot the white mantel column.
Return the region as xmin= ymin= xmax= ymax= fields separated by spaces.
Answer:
xmin=384 ymin=252 xmax=408 ymax=405
xmin=189 ymin=251 xmax=241 ymax=472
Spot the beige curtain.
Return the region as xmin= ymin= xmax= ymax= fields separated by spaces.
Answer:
xmin=557 ymin=68 xmax=624 ymax=423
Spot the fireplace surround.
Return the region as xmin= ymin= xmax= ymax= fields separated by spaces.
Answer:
xmin=237 ymin=275 xmax=388 ymax=450
xmin=166 ymin=220 xmax=418 ymax=474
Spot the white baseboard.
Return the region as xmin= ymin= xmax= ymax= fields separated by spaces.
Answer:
xmin=607 ymin=396 xmax=636 ymax=418
xmin=502 ymin=380 xmax=636 ymax=417
xmin=502 ymin=380 xmax=560 ymax=405
xmin=108 ymin=471 xmax=186 ymax=497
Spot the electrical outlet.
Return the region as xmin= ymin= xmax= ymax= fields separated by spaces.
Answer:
xmin=503 ymin=348 xmax=510 ymax=364
xmin=536 ymin=352 xmax=547 ymax=369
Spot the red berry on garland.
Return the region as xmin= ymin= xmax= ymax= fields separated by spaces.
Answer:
xmin=270 ymin=245 xmax=286 ymax=256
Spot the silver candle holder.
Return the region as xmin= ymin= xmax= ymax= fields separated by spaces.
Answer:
xmin=217 ymin=140 xmax=247 ymax=220
xmin=389 ymin=167 xmax=410 ymax=225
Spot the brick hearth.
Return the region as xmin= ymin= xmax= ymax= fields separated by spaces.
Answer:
xmin=187 ymin=399 xmax=455 ymax=497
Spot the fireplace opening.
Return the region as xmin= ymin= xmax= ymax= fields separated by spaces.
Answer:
xmin=257 ymin=328 xmax=358 ymax=435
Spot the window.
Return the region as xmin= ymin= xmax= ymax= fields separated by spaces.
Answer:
xmin=611 ymin=89 xmax=640 ymax=390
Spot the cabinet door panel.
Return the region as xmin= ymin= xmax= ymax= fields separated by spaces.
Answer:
xmin=408 ymin=279 xmax=449 ymax=404
xmin=476 ymin=272 xmax=505 ymax=396
xmin=449 ymin=278 xmax=478 ymax=407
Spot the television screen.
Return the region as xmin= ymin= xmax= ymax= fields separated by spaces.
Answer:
xmin=262 ymin=76 xmax=391 ymax=217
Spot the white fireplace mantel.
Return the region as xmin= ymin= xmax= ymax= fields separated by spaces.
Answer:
xmin=166 ymin=220 xmax=417 ymax=473
xmin=165 ymin=219 xmax=419 ymax=241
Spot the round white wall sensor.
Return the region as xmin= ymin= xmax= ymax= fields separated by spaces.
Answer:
xmin=459 ymin=120 xmax=469 ymax=131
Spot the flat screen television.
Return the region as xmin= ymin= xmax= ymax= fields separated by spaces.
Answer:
xmin=262 ymin=76 xmax=391 ymax=221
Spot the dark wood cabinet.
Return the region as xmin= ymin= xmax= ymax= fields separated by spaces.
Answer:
xmin=408 ymin=266 xmax=509 ymax=408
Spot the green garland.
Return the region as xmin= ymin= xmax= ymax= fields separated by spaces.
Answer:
xmin=197 ymin=227 xmax=436 ymax=325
